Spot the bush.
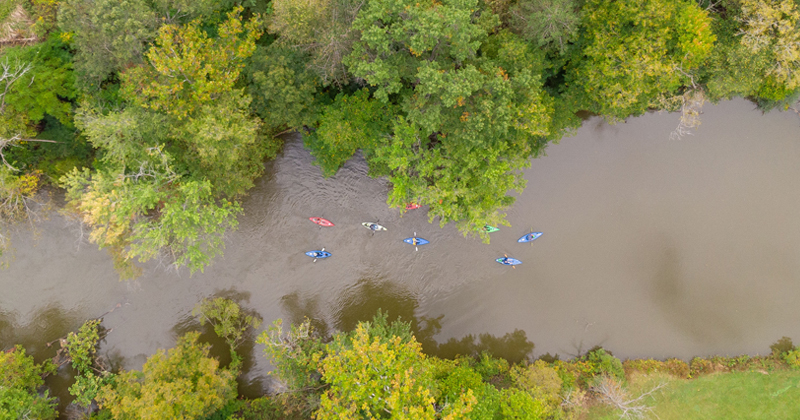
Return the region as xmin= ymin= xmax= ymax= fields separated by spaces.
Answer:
xmin=689 ymin=357 xmax=719 ymax=377
xmin=511 ymin=360 xmax=563 ymax=413
xmin=783 ymin=350 xmax=800 ymax=369
xmin=473 ymin=352 xmax=512 ymax=388
xmin=585 ymin=349 xmax=624 ymax=381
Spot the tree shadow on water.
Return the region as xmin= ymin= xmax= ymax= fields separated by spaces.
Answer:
xmin=280 ymin=278 xmax=536 ymax=364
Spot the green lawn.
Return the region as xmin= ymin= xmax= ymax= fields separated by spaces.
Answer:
xmin=587 ymin=370 xmax=800 ymax=419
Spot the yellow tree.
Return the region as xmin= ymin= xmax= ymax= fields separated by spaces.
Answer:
xmin=738 ymin=0 xmax=800 ymax=92
xmin=96 ymin=332 xmax=236 ymax=420
xmin=316 ymin=321 xmax=475 ymax=420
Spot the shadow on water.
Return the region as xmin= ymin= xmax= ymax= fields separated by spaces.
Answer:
xmin=171 ymin=288 xmax=265 ymax=398
xmin=0 ymin=303 xmax=110 ymax=418
xmin=281 ymin=277 xmax=537 ymax=364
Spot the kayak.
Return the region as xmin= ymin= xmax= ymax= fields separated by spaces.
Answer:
xmin=362 ymin=222 xmax=387 ymax=231
xmin=496 ymin=257 xmax=522 ymax=266
xmin=309 ymin=217 xmax=335 ymax=227
xmin=483 ymin=225 xmax=499 ymax=233
xmin=403 ymin=237 xmax=429 ymax=246
xmin=405 ymin=203 xmax=421 ymax=210
xmin=517 ymin=232 xmax=542 ymax=243
xmin=305 ymin=250 xmax=331 ymax=259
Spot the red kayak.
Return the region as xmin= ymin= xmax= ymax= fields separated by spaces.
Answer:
xmin=309 ymin=217 xmax=334 ymax=227
xmin=405 ymin=203 xmax=421 ymax=210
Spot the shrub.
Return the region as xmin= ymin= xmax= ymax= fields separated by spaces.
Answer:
xmin=689 ymin=357 xmax=718 ymax=377
xmin=783 ymin=349 xmax=800 ymax=369
xmin=586 ymin=349 xmax=624 ymax=381
xmin=511 ymin=360 xmax=563 ymax=413
xmin=473 ymin=352 xmax=512 ymax=388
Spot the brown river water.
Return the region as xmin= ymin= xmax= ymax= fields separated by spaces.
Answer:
xmin=2 ymin=99 xmax=800 ymax=404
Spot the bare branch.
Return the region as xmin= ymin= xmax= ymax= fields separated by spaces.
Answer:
xmin=590 ymin=375 xmax=668 ymax=420
xmin=0 ymin=57 xmax=33 ymax=112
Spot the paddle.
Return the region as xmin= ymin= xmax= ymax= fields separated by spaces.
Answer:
xmin=505 ymin=254 xmax=515 ymax=269
xmin=313 ymin=247 xmax=325 ymax=263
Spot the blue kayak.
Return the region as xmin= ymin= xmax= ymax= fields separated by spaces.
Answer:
xmin=305 ymin=250 xmax=331 ymax=259
xmin=496 ymin=257 xmax=522 ymax=266
xmin=403 ymin=237 xmax=429 ymax=246
xmin=518 ymin=232 xmax=543 ymax=243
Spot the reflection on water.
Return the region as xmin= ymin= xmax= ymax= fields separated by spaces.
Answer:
xmin=282 ymin=277 xmax=537 ymax=364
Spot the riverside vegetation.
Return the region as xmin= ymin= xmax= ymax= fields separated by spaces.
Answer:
xmin=2 ymin=300 xmax=799 ymax=419
xmin=0 ymin=0 xmax=799 ymax=276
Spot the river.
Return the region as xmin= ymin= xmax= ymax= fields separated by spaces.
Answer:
xmin=2 ymin=99 xmax=800 ymax=405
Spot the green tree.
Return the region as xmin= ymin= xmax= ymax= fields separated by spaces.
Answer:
xmin=2 ymin=35 xmax=76 ymax=125
xmin=96 ymin=332 xmax=237 ymax=420
xmin=509 ymin=0 xmax=581 ymax=54
xmin=247 ymin=45 xmax=319 ymax=134
xmin=193 ymin=297 xmax=262 ymax=371
xmin=58 ymin=0 xmax=159 ymax=88
xmin=62 ymin=8 xmax=270 ymax=278
xmin=305 ymin=88 xmax=395 ymax=177
xmin=0 ymin=346 xmax=58 ymax=420
xmin=267 ymin=0 xmax=363 ymax=86
xmin=567 ymin=0 xmax=716 ymax=120
xmin=258 ymin=318 xmax=326 ymax=393
xmin=65 ymin=319 xmax=115 ymax=408
xmin=337 ymin=0 xmax=554 ymax=238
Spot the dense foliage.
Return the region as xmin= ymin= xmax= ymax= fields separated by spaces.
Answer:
xmin=1 ymin=0 xmax=799 ymax=271
xmin=0 ymin=346 xmax=58 ymax=419
xmin=96 ymin=332 xmax=237 ymax=419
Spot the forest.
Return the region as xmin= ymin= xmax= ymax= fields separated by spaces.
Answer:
xmin=0 ymin=0 xmax=798 ymax=278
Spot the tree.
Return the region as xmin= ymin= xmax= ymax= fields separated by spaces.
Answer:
xmin=0 ymin=54 xmax=52 ymax=260
xmin=2 ymin=35 xmax=76 ymax=125
xmin=64 ymin=320 xmax=115 ymax=408
xmin=122 ymin=6 xmax=262 ymax=120
xmin=58 ymin=0 xmax=159 ymax=88
xmin=61 ymin=8 xmax=268 ymax=278
xmin=247 ymin=45 xmax=319 ymax=134
xmin=337 ymin=0 xmax=555 ymax=238
xmin=316 ymin=315 xmax=475 ymax=420
xmin=567 ymin=0 xmax=716 ymax=120
xmin=304 ymin=88 xmax=395 ymax=177
xmin=96 ymin=332 xmax=237 ymax=420
xmin=267 ymin=0 xmax=364 ymax=86
xmin=0 ymin=346 xmax=58 ymax=420
xmin=736 ymin=0 xmax=800 ymax=99
xmin=193 ymin=297 xmax=262 ymax=371
xmin=509 ymin=0 xmax=581 ymax=54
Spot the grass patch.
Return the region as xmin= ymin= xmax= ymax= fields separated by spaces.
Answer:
xmin=652 ymin=370 xmax=800 ymax=419
xmin=586 ymin=370 xmax=800 ymax=419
